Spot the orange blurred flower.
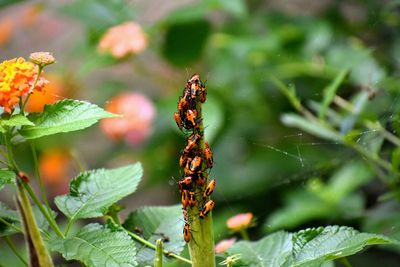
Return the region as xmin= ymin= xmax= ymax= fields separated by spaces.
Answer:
xmin=0 ymin=57 xmax=48 ymax=113
xmin=39 ymin=148 xmax=74 ymax=195
xmin=226 ymin=212 xmax=254 ymax=232
xmin=98 ymin=21 xmax=148 ymax=58
xmin=215 ymin=238 xmax=236 ymax=254
xmin=26 ymin=73 xmax=64 ymax=112
xmin=101 ymin=92 xmax=156 ymax=145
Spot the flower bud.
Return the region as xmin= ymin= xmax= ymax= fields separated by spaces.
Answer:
xmin=30 ymin=52 xmax=55 ymax=67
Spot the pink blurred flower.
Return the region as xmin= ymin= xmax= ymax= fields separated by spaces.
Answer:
xmin=215 ymin=238 xmax=236 ymax=254
xmin=101 ymin=92 xmax=155 ymax=145
xmin=98 ymin=21 xmax=148 ymax=58
xmin=227 ymin=212 xmax=253 ymax=232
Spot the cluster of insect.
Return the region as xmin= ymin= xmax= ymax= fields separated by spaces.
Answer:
xmin=174 ymin=74 xmax=216 ymax=243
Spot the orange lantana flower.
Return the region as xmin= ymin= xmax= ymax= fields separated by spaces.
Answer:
xmin=0 ymin=57 xmax=47 ymax=113
xmin=98 ymin=21 xmax=148 ymax=58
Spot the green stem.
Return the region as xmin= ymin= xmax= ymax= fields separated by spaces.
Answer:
xmin=3 ymin=236 xmax=28 ymax=266
xmin=239 ymin=229 xmax=250 ymax=241
xmin=30 ymin=142 xmax=52 ymax=214
xmin=23 ymin=183 xmax=64 ymax=238
xmin=4 ymin=133 xmax=19 ymax=171
xmin=64 ymin=219 xmax=74 ymax=236
xmin=154 ymin=239 xmax=163 ymax=267
xmin=339 ymin=257 xmax=353 ymax=267
xmin=0 ymin=158 xmax=11 ymax=167
xmin=125 ymin=229 xmax=192 ymax=265
xmin=17 ymin=181 xmax=54 ymax=266
xmin=0 ymin=217 xmax=22 ymax=233
xmin=186 ymin=94 xmax=216 ymax=267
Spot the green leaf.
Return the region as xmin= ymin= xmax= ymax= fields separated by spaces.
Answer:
xmin=0 ymin=170 xmax=15 ymax=191
xmin=286 ymin=226 xmax=398 ymax=267
xmin=49 ymin=223 xmax=137 ymax=267
xmin=264 ymin=190 xmax=332 ymax=231
xmin=227 ymin=226 xmax=398 ymax=267
xmin=1 ymin=114 xmax=34 ymax=127
xmin=227 ymin=231 xmax=292 ymax=267
xmin=0 ymin=202 xmax=20 ymax=237
xmin=319 ymin=69 xmax=348 ymax=119
xmin=281 ymin=114 xmax=341 ymax=141
xmin=55 ymin=163 xmax=142 ymax=221
xmin=363 ymin=201 xmax=400 ymax=242
xmin=123 ymin=205 xmax=185 ymax=265
xmin=20 ymin=99 xmax=116 ymax=139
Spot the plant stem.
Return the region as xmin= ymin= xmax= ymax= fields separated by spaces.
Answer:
xmin=125 ymin=229 xmax=192 ymax=265
xmin=30 ymin=142 xmax=52 ymax=215
xmin=239 ymin=229 xmax=250 ymax=241
xmin=16 ymin=181 xmax=54 ymax=266
xmin=187 ymin=97 xmax=216 ymax=267
xmin=23 ymin=183 xmax=64 ymax=238
xmin=64 ymin=219 xmax=74 ymax=236
xmin=154 ymin=239 xmax=163 ymax=267
xmin=3 ymin=236 xmax=28 ymax=266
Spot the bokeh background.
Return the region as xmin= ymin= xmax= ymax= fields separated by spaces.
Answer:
xmin=1 ymin=0 xmax=400 ymax=266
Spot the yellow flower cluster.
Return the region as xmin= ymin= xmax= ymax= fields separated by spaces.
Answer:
xmin=0 ymin=57 xmax=47 ymax=113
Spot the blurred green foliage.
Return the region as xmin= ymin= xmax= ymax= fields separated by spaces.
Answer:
xmin=1 ymin=0 xmax=400 ymax=265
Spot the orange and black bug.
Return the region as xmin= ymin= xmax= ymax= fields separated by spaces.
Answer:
xmin=184 ymin=157 xmax=194 ymax=175
xmin=182 ymin=208 xmax=188 ymax=222
xmin=194 ymin=172 xmax=205 ymax=186
xmin=179 ymin=155 xmax=185 ymax=168
xmin=203 ymin=179 xmax=216 ymax=198
xmin=18 ymin=171 xmax=29 ymax=183
xmin=183 ymin=223 xmax=191 ymax=242
xmin=181 ymin=189 xmax=189 ymax=208
xmin=188 ymin=191 xmax=196 ymax=207
xmin=185 ymin=109 xmax=198 ymax=128
xmin=178 ymin=94 xmax=190 ymax=112
xmin=174 ymin=112 xmax=183 ymax=130
xmin=188 ymin=74 xmax=201 ymax=99
xmin=184 ymin=133 xmax=200 ymax=153
xmin=199 ymin=200 xmax=215 ymax=219
xmin=179 ymin=151 xmax=190 ymax=168
xmin=189 ymin=156 xmax=202 ymax=173
xmin=178 ymin=176 xmax=193 ymax=191
xmin=204 ymin=141 xmax=213 ymax=168
xmin=199 ymin=83 xmax=207 ymax=103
